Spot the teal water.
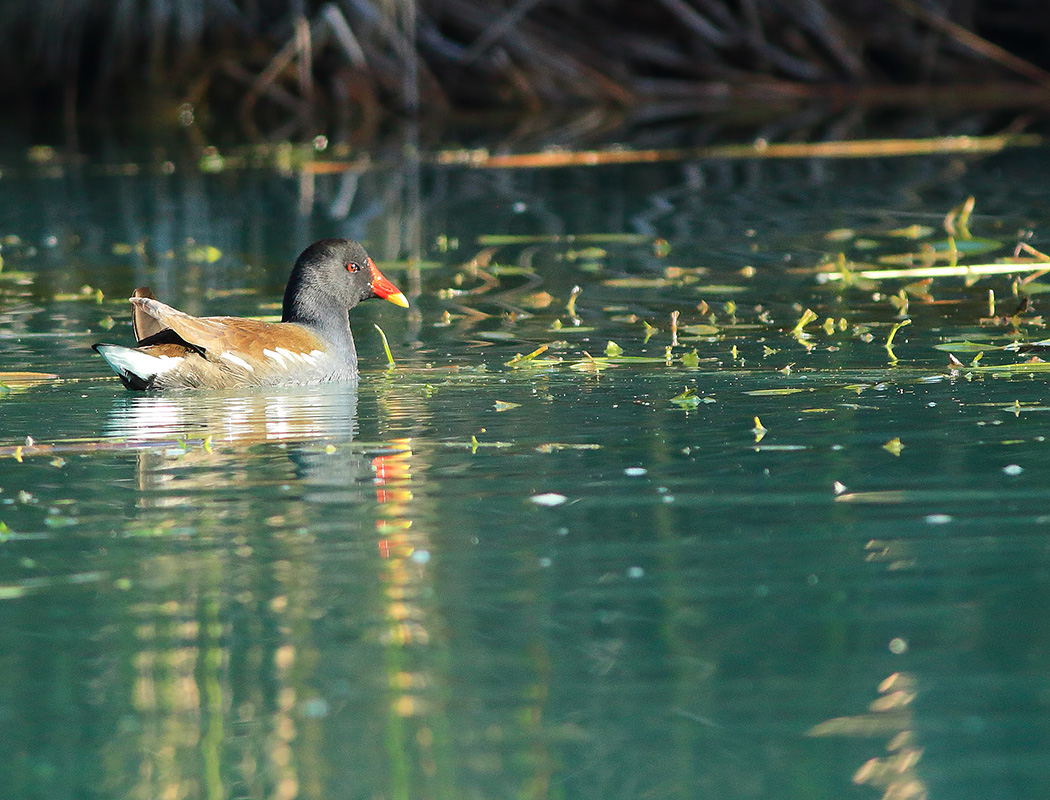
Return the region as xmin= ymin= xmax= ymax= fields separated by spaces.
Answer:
xmin=3 ymin=143 xmax=1050 ymax=798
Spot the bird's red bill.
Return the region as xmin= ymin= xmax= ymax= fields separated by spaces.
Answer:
xmin=368 ymin=259 xmax=409 ymax=308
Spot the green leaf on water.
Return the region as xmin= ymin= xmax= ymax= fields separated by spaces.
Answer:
xmin=564 ymin=247 xmax=607 ymax=262
xmin=745 ymin=388 xmax=812 ymax=396
xmin=605 ymin=340 xmax=623 ymax=357
xmin=752 ymin=416 xmax=767 ymax=443
xmin=478 ymin=233 xmax=651 ymax=245
xmin=602 ymin=277 xmax=670 ymax=289
xmin=927 ymin=237 xmax=1000 ymax=255
xmin=887 ymin=225 xmax=934 ymax=239
xmin=506 ymin=344 xmax=551 ymax=367
xmin=679 ymin=324 xmax=719 ymax=337
xmin=494 ymin=400 xmax=521 ymax=412
xmin=968 ymin=361 xmax=1050 ymax=373
xmin=536 ymin=443 xmax=602 ymax=452
xmin=792 ymin=308 xmax=818 ymax=335
xmin=570 ymin=353 xmax=611 ymax=372
xmin=478 ymin=331 xmax=522 ymax=341
xmin=670 ymin=388 xmax=701 ymax=407
xmin=692 ymin=285 xmax=750 ymax=293
xmin=444 ymin=438 xmax=513 ymax=450
xmin=934 ymin=340 xmax=1001 ymax=352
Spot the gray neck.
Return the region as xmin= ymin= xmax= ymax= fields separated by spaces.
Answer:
xmin=284 ymin=288 xmax=357 ymax=365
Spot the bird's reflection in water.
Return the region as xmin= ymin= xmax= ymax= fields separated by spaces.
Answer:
xmin=104 ymin=384 xmax=379 ymax=505
xmin=107 ymin=383 xmax=361 ymax=444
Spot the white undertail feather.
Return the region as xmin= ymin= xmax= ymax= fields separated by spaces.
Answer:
xmin=95 ymin=344 xmax=184 ymax=382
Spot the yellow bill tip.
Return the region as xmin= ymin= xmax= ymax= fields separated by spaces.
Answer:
xmin=385 ymin=291 xmax=410 ymax=309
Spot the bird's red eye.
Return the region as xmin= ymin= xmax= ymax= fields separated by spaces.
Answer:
xmin=347 ymin=262 xmax=360 ymax=272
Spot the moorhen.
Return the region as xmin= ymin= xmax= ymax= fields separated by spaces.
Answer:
xmin=93 ymin=238 xmax=408 ymax=390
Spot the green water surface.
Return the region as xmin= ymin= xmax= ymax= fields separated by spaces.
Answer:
xmin=2 ymin=142 xmax=1050 ymax=799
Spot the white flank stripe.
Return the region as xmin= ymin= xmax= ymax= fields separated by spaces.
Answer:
xmin=220 ymin=351 xmax=255 ymax=372
xmin=274 ymin=347 xmax=301 ymax=363
xmin=263 ymin=348 xmax=287 ymax=368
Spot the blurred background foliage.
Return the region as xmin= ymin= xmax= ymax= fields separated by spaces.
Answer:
xmin=5 ymin=0 xmax=1050 ymax=139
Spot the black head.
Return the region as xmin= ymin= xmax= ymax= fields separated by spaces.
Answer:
xmin=282 ymin=239 xmax=407 ymax=325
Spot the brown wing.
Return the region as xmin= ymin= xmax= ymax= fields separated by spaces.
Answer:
xmin=129 ymin=296 xmax=334 ymax=382
xmin=132 ymin=287 xmax=170 ymax=342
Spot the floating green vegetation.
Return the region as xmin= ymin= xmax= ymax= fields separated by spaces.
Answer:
xmin=934 ymin=341 xmax=1000 ymax=353
xmin=53 ymin=285 xmax=104 ymax=303
xmin=373 ymin=324 xmax=396 ymax=366
xmin=0 ymin=372 xmax=59 ymax=389
xmin=563 ymin=247 xmax=607 ymax=262
xmin=606 ymin=355 xmax=669 ymax=364
xmin=566 ymin=286 xmax=581 ymax=318
xmin=965 ymin=361 xmax=1050 ymax=374
xmin=944 ymin=196 xmax=975 ymax=240
xmin=445 ymin=436 xmax=514 ymax=453
xmin=535 ymin=443 xmax=602 ymax=453
xmin=505 ymin=344 xmax=560 ymax=369
xmin=792 ymin=308 xmax=818 ymax=336
xmin=883 ymin=438 xmax=904 ymax=456
xmin=752 ymin=416 xmax=768 ymax=443
xmin=477 ymin=234 xmax=653 ymax=245
xmin=670 ymin=387 xmax=713 ymax=408
xmin=887 ymin=225 xmax=936 ymax=239
xmin=679 ymin=324 xmax=719 ymax=337
xmin=569 ymin=353 xmax=611 ymax=372
xmin=745 ymin=388 xmax=814 ymax=396
xmin=885 ymin=319 xmax=911 ymax=360
xmin=602 ymin=277 xmax=671 ymax=289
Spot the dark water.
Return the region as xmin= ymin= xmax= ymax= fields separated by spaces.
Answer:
xmin=3 ymin=140 xmax=1050 ymax=799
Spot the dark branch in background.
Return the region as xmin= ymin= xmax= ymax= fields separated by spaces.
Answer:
xmin=3 ymin=0 xmax=1050 ymax=131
